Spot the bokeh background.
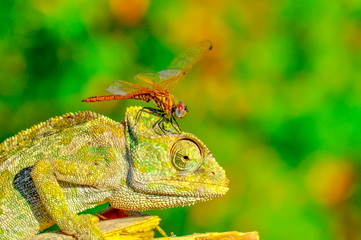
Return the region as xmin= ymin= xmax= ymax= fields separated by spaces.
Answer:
xmin=1 ymin=0 xmax=361 ymax=239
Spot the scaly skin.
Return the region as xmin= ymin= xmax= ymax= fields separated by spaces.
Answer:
xmin=0 ymin=106 xmax=229 ymax=239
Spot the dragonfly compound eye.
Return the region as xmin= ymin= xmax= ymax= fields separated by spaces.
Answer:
xmin=174 ymin=102 xmax=188 ymax=119
xmin=171 ymin=138 xmax=203 ymax=172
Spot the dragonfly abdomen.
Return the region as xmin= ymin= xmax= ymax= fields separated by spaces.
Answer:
xmin=82 ymin=92 xmax=152 ymax=103
xmin=82 ymin=95 xmax=126 ymax=102
xmin=131 ymin=93 xmax=152 ymax=102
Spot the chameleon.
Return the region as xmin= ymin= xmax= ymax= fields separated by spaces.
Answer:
xmin=0 ymin=106 xmax=229 ymax=239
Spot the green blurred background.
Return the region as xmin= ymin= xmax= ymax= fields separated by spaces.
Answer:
xmin=1 ymin=0 xmax=361 ymax=239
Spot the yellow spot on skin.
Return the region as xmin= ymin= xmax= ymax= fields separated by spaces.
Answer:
xmin=0 ymin=170 xmax=12 ymax=199
xmin=71 ymin=188 xmax=78 ymax=194
xmin=92 ymin=126 xmax=106 ymax=135
xmin=40 ymin=182 xmax=67 ymax=218
xmin=60 ymin=135 xmax=73 ymax=146
xmin=56 ymin=160 xmax=78 ymax=175
xmin=77 ymin=145 xmax=90 ymax=155
xmin=110 ymin=126 xmax=123 ymax=138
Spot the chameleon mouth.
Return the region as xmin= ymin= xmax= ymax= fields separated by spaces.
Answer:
xmin=131 ymin=180 xmax=229 ymax=199
xmin=112 ymin=183 xmax=224 ymax=211
xmin=116 ymin=192 xmax=215 ymax=211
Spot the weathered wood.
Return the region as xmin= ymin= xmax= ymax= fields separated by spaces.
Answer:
xmin=159 ymin=231 xmax=259 ymax=240
xmin=30 ymin=216 xmax=159 ymax=240
xmin=30 ymin=216 xmax=259 ymax=240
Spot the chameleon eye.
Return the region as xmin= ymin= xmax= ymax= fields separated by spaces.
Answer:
xmin=171 ymin=138 xmax=203 ymax=172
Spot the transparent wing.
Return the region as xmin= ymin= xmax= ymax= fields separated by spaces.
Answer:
xmin=134 ymin=72 xmax=161 ymax=86
xmin=107 ymin=41 xmax=212 ymax=95
xmin=106 ymin=79 xmax=149 ymax=95
xmin=158 ymin=69 xmax=182 ymax=80
xmin=160 ymin=40 xmax=213 ymax=90
xmin=133 ymin=72 xmax=165 ymax=91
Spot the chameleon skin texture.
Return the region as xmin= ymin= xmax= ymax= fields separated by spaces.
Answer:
xmin=0 ymin=106 xmax=229 ymax=239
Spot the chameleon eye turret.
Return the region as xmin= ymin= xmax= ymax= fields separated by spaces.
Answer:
xmin=171 ymin=138 xmax=202 ymax=172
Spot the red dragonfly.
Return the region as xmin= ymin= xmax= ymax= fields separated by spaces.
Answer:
xmin=82 ymin=40 xmax=212 ymax=131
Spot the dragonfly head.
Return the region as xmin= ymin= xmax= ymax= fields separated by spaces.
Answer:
xmin=173 ymin=102 xmax=188 ymax=119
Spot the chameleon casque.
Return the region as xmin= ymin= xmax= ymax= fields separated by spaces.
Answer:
xmin=0 ymin=106 xmax=229 ymax=239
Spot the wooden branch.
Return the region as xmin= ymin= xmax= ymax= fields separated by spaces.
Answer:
xmin=30 ymin=215 xmax=259 ymax=240
xmin=158 ymin=231 xmax=259 ymax=240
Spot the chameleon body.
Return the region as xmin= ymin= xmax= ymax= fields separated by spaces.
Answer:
xmin=0 ymin=106 xmax=228 ymax=239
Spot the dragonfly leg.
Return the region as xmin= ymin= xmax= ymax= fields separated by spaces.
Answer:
xmin=170 ymin=116 xmax=181 ymax=133
xmin=155 ymin=116 xmax=181 ymax=134
xmin=134 ymin=107 xmax=180 ymax=134
xmin=134 ymin=107 xmax=163 ymax=128
xmin=135 ymin=107 xmax=170 ymax=134
xmin=153 ymin=115 xmax=167 ymax=134
xmin=134 ymin=107 xmax=146 ymax=127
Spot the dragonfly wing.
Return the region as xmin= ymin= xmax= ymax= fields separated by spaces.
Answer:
xmin=157 ymin=69 xmax=183 ymax=90
xmin=133 ymin=72 xmax=162 ymax=90
xmin=162 ymin=40 xmax=212 ymax=90
xmin=158 ymin=69 xmax=182 ymax=80
xmin=106 ymin=79 xmax=148 ymax=95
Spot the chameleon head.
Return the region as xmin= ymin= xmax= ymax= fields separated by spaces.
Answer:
xmin=110 ymin=106 xmax=229 ymax=211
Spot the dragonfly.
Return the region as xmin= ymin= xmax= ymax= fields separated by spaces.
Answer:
xmin=82 ymin=40 xmax=212 ymax=132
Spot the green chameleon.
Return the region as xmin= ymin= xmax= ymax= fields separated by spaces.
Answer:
xmin=0 ymin=106 xmax=229 ymax=239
